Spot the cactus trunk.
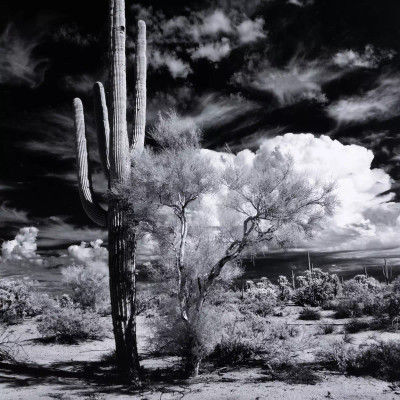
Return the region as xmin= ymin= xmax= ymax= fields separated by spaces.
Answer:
xmin=73 ymin=0 xmax=146 ymax=385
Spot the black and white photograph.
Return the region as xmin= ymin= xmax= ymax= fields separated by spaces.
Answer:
xmin=1 ymin=0 xmax=400 ymax=398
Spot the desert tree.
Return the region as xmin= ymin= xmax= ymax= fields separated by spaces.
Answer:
xmin=121 ymin=111 xmax=336 ymax=376
xmin=72 ymin=0 xmax=146 ymax=384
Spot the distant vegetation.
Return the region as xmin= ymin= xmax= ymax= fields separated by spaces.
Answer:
xmin=1 ymin=259 xmax=400 ymax=382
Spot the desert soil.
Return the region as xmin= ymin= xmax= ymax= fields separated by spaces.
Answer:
xmin=1 ymin=310 xmax=400 ymax=400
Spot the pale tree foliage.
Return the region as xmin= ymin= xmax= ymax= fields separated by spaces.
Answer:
xmin=122 ymin=111 xmax=336 ymax=376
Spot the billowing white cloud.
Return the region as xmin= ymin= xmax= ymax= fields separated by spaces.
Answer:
xmin=198 ymin=133 xmax=397 ymax=252
xmin=1 ymin=227 xmax=43 ymax=264
xmin=131 ymin=7 xmax=267 ymax=77
xmin=192 ymin=10 xmax=232 ymax=38
xmin=67 ymin=239 xmax=108 ymax=271
xmin=0 ymin=24 xmax=49 ymax=88
xmin=327 ymin=75 xmax=400 ymax=124
xmin=237 ymin=18 xmax=266 ymax=44
xmin=332 ymin=45 xmax=395 ymax=69
xmin=192 ymin=38 xmax=231 ymax=62
xmin=148 ymin=50 xmax=192 ymax=78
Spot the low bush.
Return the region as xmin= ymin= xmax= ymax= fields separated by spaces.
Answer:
xmin=0 ymin=278 xmax=55 ymax=324
xmin=299 ymin=308 xmax=321 ymax=321
xmin=277 ymin=276 xmax=293 ymax=302
xmin=211 ymin=339 xmax=257 ymax=367
xmin=316 ymin=324 xmax=335 ymax=335
xmin=62 ymin=264 xmax=110 ymax=314
xmin=349 ymin=341 xmax=400 ymax=381
xmin=37 ymin=305 xmax=109 ymax=343
xmin=239 ymin=279 xmax=279 ymax=317
xmin=321 ymin=299 xmax=339 ymax=310
xmin=345 ymin=319 xmax=370 ymax=334
xmin=334 ymin=299 xmax=364 ymax=319
xmin=273 ymin=362 xmax=321 ymax=385
xmin=0 ymin=327 xmax=18 ymax=362
xmin=316 ymin=339 xmax=353 ymax=372
xmin=318 ymin=339 xmax=400 ymax=382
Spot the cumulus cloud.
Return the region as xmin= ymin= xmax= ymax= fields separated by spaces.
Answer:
xmin=148 ymin=50 xmax=192 ymax=78
xmin=67 ymin=239 xmax=108 ymax=270
xmin=237 ymin=18 xmax=266 ymax=44
xmin=0 ymin=23 xmax=49 ymax=88
xmin=198 ymin=133 xmax=397 ymax=252
xmin=332 ymin=45 xmax=395 ymax=69
xmin=192 ymin=38 xmax=231 ymax=62
xmin=131 ymin=6 xmax=266 ymax=75
xmin=255 ymin=134 xmax=396 ymax=251
xmin=327 ymin=74 xmax=400 ymax=124
xmin=191 ymin=10 xmax=232 ymax=38
xmin=1 ymin=227 xmax=43 ymax=264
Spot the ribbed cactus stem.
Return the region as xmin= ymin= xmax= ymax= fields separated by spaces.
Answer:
xmin=131 ymin=20 xmax=147 ymax=153
xmin=110 ymin=0 xmax=129 ymax=184
xmin=72 ymin=0 xmax=146 ymax=384
xmin=93 ymin=82 xmax=110 ymax=182
xmin=73 ymin=98 xmax=107 ymax=227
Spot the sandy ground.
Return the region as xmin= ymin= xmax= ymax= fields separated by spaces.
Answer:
xmin=1 ymin=311 xmax=400 ymax=400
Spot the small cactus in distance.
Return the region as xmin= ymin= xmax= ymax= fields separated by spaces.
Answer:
xmin=382 ymin=258 xmax=392 ymax=285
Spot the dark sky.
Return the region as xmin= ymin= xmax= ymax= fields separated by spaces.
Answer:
xmin=1 ymin=0 xmax=400 ymax=250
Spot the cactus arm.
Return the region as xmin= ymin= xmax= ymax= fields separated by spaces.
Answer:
xmin=109 ymin=0 xmax=129 ymax=184
xmin=73 ymin=98 xmax=108 ymax=227
xmin=93 ymin=82 xmax=111 ymax=181
xmin=130 ymin=20 xmax=147 ymax=153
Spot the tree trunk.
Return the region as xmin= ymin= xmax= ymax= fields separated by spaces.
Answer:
xmin=108 ymin=199 xmax=141 ymax=384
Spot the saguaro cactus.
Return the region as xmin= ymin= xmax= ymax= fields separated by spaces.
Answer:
xmin=72 ymin=0 xmax=146 ymax=384
xmin=382 ymin=258 xmax=392 ymax=285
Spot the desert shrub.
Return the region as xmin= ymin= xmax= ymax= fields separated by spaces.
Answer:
xmin=392 ymin=276 xmax=400 ymax=292
xmin=344 ymin=275 xmax=383 ymax=296
xmin=319 ymin=340 xmax=400 ymax=381
xmin=0 ymin=278 xmax=55 ymax=324
xmin=150 ymin=300 xmax=235 ymax=370
xmin=37 ymin=305 xmax=109 ymax=343
xmin=342 ymin=276 xmax=386 ymax=317
xmin=240 ymin=278 xmax=279 ymax=317
xmin=0 ymin=327 xmax=18 ymax=362
xmin=316 ymin=324 xmax=335 ymax=335
xmin=208 ymin=316 xmax=300 ymax=368
xmin=334 ymin=299 xmax=364 ymax=319
xmin=316 ymin=339 xmax=354 ymax=372
xmin=348 ymin=341 xmax=400 ymax=381
xmin=321 ymin=299 xmax=339 ymax=310
xmin=135 ymin=290 xmax=160 ymax=316
xmin=383 ymin=292 xmax=400 ymax=320
xmin=272 ymin=363 xmax=321 ymax=385
xmin=345 ymin=318 xmax=370 ymax=334
xmin=211 ymin=339 xmax=257 ymax=367
xmin=299 ymin=307 xmax=321 ymax=320
xmin=277 ymin=276 xmax=293 ymax=301
xmin=295 ymin=269 xmax=340 ymax=307
xmin=62 ymin=264 xmax=110 ymax=314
